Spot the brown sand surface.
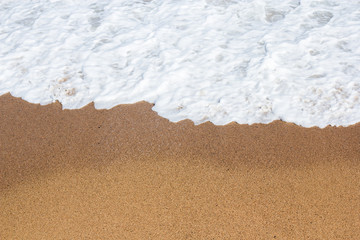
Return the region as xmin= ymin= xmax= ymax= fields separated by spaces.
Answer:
xmin=1 ymin=93 xmax=360 ymax=239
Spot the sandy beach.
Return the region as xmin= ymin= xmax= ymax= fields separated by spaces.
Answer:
xmin=1 ymin=93 xmax=360 ymax=239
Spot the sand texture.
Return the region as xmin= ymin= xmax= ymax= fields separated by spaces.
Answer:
xmin=1 ymin=93 xmax=360 ymax=239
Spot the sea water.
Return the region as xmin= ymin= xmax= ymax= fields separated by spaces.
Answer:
xmin=0 ymin=0 xmax=359 ymax=127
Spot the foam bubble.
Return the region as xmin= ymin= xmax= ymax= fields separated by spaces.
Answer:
xmin=1 ymin=0 xmax=359 ymax=127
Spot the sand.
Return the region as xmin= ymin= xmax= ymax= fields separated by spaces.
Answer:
xmin=1 ymin=93 xmax=360 ymax=239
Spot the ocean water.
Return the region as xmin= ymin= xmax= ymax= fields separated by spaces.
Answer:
xmin=0 ymin=0 xmax=359 ymax=128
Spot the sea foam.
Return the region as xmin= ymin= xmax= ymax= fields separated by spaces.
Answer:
xmin=0 ymin=0 xmax=359 ymax=127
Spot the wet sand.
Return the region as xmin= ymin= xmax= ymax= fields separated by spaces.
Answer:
xmin=1 ymin=93 xmax=360 ymax=239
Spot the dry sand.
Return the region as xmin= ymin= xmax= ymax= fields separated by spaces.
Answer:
xmin=1 ymin=93 xmax=360 ymax=239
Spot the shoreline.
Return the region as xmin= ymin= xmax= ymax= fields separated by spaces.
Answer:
xmin=1 ymin=93 xmax=360 ymax=239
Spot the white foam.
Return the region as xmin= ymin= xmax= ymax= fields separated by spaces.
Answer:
xmin=1 ymin=0 xmax=359 ymax=127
